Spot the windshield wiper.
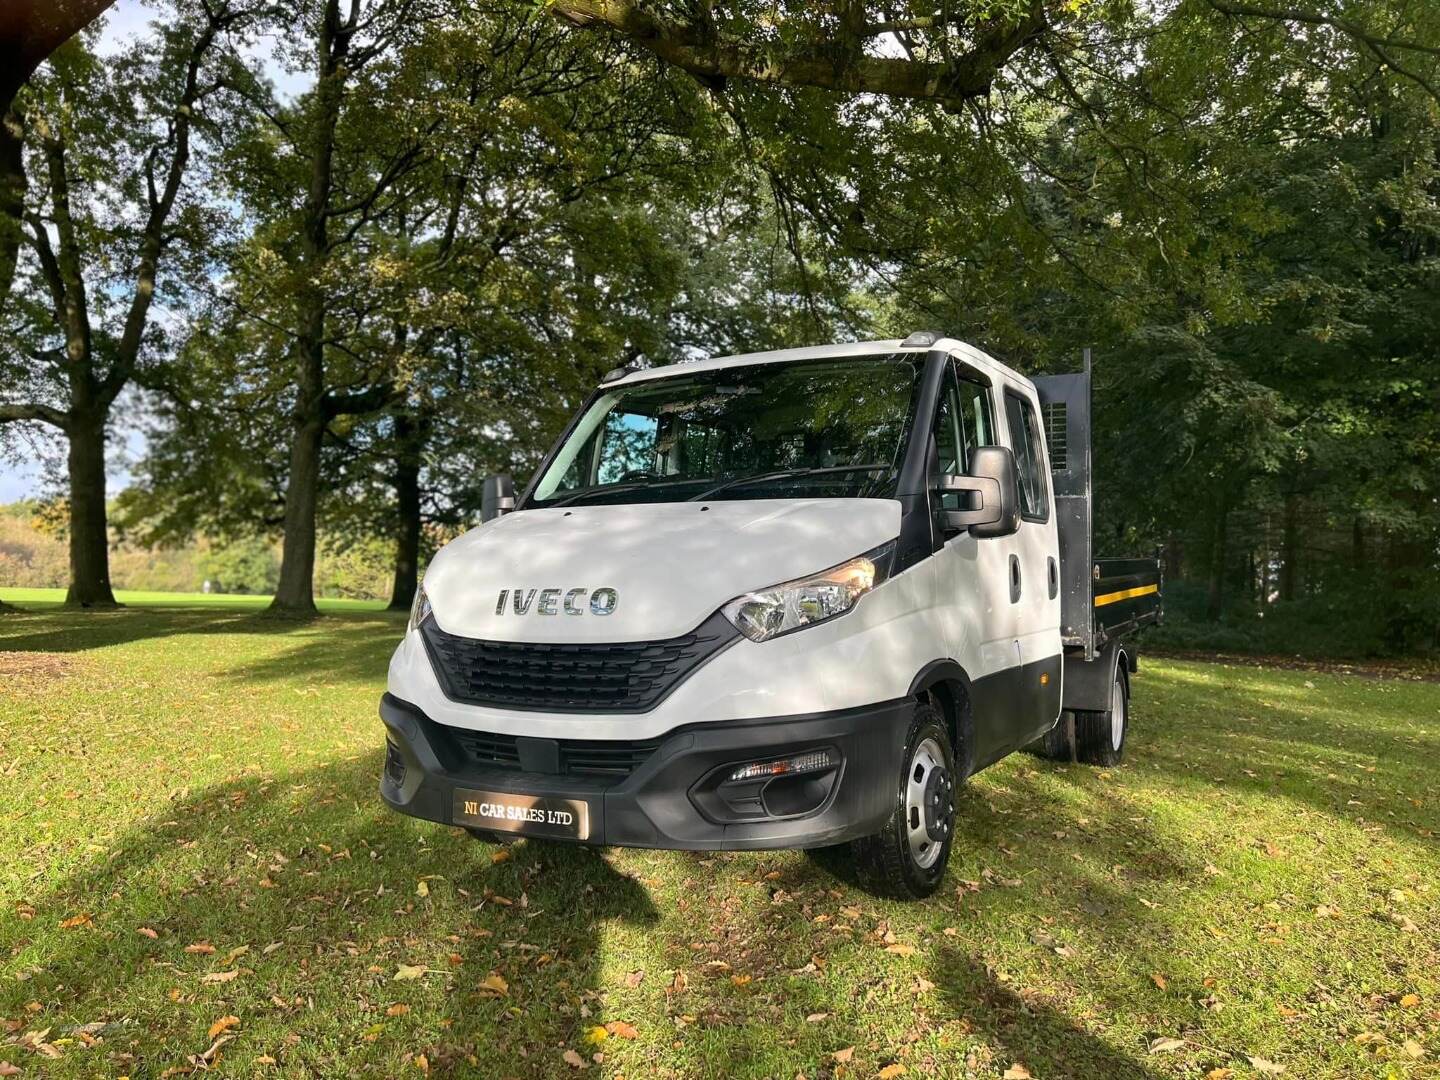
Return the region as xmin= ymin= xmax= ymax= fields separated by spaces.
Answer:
xmin=549 ymin=476 xmax=694 ymax=507
xmin=687 ymin=464 xmax=890 ymax=502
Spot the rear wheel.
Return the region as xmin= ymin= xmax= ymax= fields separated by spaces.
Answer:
xmin=851 ymin=702 xmax=958 ymax=900
xmin=1074 ymin=666 xmax=1127 ymax=766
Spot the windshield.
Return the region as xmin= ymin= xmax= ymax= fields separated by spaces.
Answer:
xmin=528 ymin=354 xmax=923 ymax=507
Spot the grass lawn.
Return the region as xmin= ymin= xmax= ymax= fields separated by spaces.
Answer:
xmin=1 ymin=604 xmax=1437 ymax=1079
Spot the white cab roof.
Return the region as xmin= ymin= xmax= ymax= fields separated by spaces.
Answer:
xmin=607 ymin=337 xmax=1025 ymax=388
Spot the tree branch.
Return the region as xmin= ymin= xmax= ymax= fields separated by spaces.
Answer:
xmin=0 ymin=401 xmax=68 ymax=428
xmin=549 ymin=0 xmax=1048 ymax=106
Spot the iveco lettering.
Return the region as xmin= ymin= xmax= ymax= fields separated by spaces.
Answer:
xmin=379 ymin=334 xmax=1160 ymax=897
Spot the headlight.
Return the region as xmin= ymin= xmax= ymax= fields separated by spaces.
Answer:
xmin=408 ymin=584 xmax=433 ymax=632
xmin=722 ymin=542 xmax=895 ymax=643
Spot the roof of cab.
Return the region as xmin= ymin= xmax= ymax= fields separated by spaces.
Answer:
xmin=603 ymin=336 xmax=1024 ymax=389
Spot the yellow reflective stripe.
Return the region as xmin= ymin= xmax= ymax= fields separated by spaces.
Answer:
xmin=1094 ymin=583 xmax=1159 ymax=608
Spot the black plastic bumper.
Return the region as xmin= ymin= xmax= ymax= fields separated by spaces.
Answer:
xmin=378 ymin=693 xmax=909 ymax=850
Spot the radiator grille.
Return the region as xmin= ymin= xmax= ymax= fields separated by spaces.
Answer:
xmin=1042 ymin=401 xmax=1068 ymax=471
xmin=420 ymin=612 xmax=738 ymax=713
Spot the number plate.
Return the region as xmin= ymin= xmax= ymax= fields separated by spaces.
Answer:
xmin=452 ymin=788 xmax=590 ymax=840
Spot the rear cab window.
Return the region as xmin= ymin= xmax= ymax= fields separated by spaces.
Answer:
xmin=1002 ymin=388 xmax=1050 ymax=522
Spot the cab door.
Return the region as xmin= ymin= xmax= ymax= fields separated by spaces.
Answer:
xmin=929 ymin=358 xmax=1025 ymax=768
xmin=998 ymin=381 xmax=1064 ymax=743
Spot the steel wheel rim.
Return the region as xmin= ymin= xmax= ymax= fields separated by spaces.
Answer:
xmin=905 ymin=737 xmax=951 ymax=870
xmin=1111 ymin=679 xmax=1125 ymax=751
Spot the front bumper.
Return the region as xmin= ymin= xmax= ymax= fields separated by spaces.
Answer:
xmin=378 ymin=693 xmax=909 ymax=850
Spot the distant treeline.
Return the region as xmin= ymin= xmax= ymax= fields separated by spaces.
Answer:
xmin=0 ymin=501 xmax=392 ymax=600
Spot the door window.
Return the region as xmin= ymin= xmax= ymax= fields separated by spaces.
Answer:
xmin=1003 ymin=390 xmax=1049 ymax=521
xmin=934 ymin=364 xmax=996 ymax=510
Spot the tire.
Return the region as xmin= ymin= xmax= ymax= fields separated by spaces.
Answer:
xmin=1074 ymin=666 xmax=1128 ymax=766
xmin=851 ymin=701 xmax=959 ymax=900
xmin=1027 ymin=715 xmax=1072 ymax=761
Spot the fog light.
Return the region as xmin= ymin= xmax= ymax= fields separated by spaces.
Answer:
xmin=729 ymin=749 xmax=836 ymax=783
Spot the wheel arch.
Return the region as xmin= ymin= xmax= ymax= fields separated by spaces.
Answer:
xmin=908 ymin=660 xmax=977 ymax=779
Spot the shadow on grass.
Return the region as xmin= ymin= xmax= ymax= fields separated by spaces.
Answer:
xmin=0 ymin=606 xmax=404 ymax=660
xmin=1 ymin=756 xmax=656 ymax=1078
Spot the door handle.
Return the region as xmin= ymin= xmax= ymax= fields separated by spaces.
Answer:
xmin=1009 ymin=554 xmax=1021 ymax=603
xmin=1048 ymin=556 xmax=1059 ymax=599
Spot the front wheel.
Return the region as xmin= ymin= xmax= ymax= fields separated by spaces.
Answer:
xmin=851 ymin=702 xmax=958 ymax=899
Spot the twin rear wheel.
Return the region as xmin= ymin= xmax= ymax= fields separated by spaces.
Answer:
xmin=1032 ymin=663 xmax=1129 ymax=767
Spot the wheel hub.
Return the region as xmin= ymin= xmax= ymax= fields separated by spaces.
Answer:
xmin=905 ymin=737 xmax=955 ymax=870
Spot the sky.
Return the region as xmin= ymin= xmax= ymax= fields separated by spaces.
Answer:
xmin=0 ymin=0 xmax=307 ymax=503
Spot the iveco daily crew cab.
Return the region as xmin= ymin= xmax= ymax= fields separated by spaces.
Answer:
xmin=379 ymin=334 xmax=1160 ymax=898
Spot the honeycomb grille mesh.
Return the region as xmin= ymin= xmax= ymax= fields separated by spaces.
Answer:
xmin=420 ymin=612 xmax=738 ymax=713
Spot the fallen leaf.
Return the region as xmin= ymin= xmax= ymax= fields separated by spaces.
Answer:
xmin=491 ymin=849 xmax=511 ymax=865
xmin=806 ymin=1012 xmax=828 ymax=1023
xmin=1150 ymin=973 xmax=1168 ymax=991
xmin=59 ymin=913 xmax=93 ymax=929
xmin=730 ymin=974 xmax=752 ymax=986
xmin=0 ymin=1064 xmax=18 ymax=1077
xmin=583 ymin=1026 xmax=608 ymax=1046
xmin=832 ymin=1046 xmax=855 ymax=1063
xmin=1148 ymin=1036 xmax=1186 ymax=1054
xmin=416 ymin=880 xmax=429 ymax=898
xmin=208 ymin=1016 xmax=240 ymax=1039
xmin=623 ymin=970 xmax=644 ymax=989
xmin=224 ymin=945 xmax=249 ymax=965
xmin=478 ymin=972 xmax=508 ymax=997
xmin=878 ymin=1065 xmax=907 ymax=1079
xmin=254 ymin=1055 xmax=277 ymax=1066
xmin=885 ymin=944 xmax=917 ymax=957
xmin=414 ymin=1052 xmax=429 ymax=1073
xmin=394 ymin=965 xmax=427 ymax=982
xmin=1003 ymin=1066 xmax=1032 ymax=1080
xmin=137 ymin=927 xmax=159 ymax=939
xmin=1402 ymin=1039 xmax=1425 ymax=1060
xmin=386 ymin=1003 xmax=410 ymax=1017
xmin=915 ymin=976 xmax=935 ymax=994
xmin=185 ymin=942 xmax=217 ymax=955
xmin=201 ymin=970 xmax=239 ymax=984
xmin=1203 ymin=1070 xmax=1233 ymax=1080
xmin=606 ymin=1021 xmax=638 ymax=1039
xmin=1247 ymin=1056 xmax=1285 ymax=1075
xmin=561 ymin=1049 xmax=585 ymax=1068
xmin=1399 ymin=993 xmax=1421 ymax=1008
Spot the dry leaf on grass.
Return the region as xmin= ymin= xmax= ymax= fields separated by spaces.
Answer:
xmin=885 ymin=943 xmax=917 ymax=957
xmin=878 ymin=1065 xmax=907 ymax=1079
xmin=416 ymin=880 xmax=429 ymax=898
xmin=583 ymin=1026 xmax=608 ymax=1046
xmin=137 ymin=927 xmax=159 ymax=939
xmin=561 ymin=1049 xmax=585 ymax=1068
xmin=605 ymin=1021 xmax=637 ymax=1039
xmin=185 ymin=942 xmax=217 ymax=955
xmin=1003 ymin=1066 xmax=1032 ymax=1080
xmin=1399 ymin=993 xmax=1421 ymax=1007
xmin=59 ymin=913 xmax=92 ymax=929
xmin=1148 ymin=1036 xmax=1186 ymax=1053
xmin=208 ymin=1016 xmax=240 ymax=1039
xmin=478 ymin=972 xmax=508 ymax=997
xmin=394 ymin=965 xmax=428 ymax=982
xmin=831 ymin=1046 xmax=855 ymax=1063
xmin=0 ymin=1063 xmax=19 ymax=1077
xmin=386 ymin=1004 xmax=410 ymax=1017
xmin=414 ymin=1052 xmax=429 ymax=1073
xmin=491 ymin=849 xmax=511 ymax=864
xmin=201 ymin=969 xmax=239 ymax=984
xmin=623 ymin=970 xmax=644 ymax=988
xmin=1150 ymin=973 xmax=1167 ymax=990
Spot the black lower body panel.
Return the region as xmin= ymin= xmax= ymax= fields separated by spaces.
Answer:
xmin=378 ymin=693 xmax=911 ymax=851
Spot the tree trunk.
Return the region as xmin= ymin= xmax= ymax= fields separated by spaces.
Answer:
xmin=64 ymin=412 xmax=117 ymax=608
xmin=0 ymin=105 xmax=24 ymax=307
xmin=1278 ymin=491 xmax=1300 ymax=601
xmin=1205 ymin=502 xmax=1229 ymax=622
xmin=270 ymin=411 xmax=324 ymax=615
xmin=387 ymin=413 xmax=423 ymax=612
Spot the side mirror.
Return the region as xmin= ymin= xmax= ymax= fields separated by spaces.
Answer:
xmin=934 ymin=445 xmax=1021 ymax=538
xmin=481 ymin=473 xmax=516 ymax=522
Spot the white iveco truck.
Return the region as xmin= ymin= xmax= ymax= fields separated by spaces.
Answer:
xmin=379 ymin=334 xmax=1160 ymax=898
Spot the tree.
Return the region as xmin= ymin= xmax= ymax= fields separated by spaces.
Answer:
xmin=0 ymin=6 xmax=257 ymax=606
xmin=0 ymin=0 xmax=118 ymax=307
